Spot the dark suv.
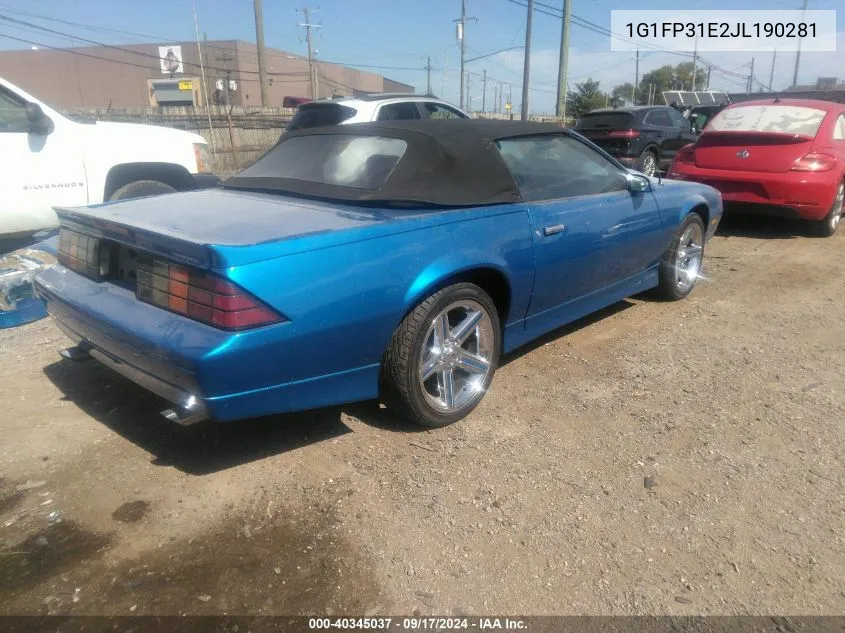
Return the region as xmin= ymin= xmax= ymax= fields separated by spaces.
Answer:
xmin=574 ymin=106 xmax=697 ymax=177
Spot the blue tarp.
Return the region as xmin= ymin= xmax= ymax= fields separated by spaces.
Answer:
xmin=0 ymin=231 xmax=59 ymax=329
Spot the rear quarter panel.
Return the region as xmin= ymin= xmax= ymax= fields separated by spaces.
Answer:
xmin=199 ymin=206 xmax=535 ymax=399
xmin=652 ymin=179 xmax=723 ymax=238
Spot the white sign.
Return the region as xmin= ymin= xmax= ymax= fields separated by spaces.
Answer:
xmin=159 ymin=46 xmax=184 ymax=75
xmin=610 ymin=10 xmax=837 ymax=52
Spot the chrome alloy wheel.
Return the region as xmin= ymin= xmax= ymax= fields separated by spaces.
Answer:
xmin=418 ymin=300 xmax=495 ymax=413
xmin=830 ymin=182 xmax=844 ymax=233
xmin=674 ymin=221 xmax=704 ymax=293
xmin=641 ymin=153 xmax=657 ymax=177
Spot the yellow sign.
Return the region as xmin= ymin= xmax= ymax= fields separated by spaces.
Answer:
xmin=505 ymin=103 xmax=512 ymax=110
xmin=178 ymin=80 xmax=193 ymax=91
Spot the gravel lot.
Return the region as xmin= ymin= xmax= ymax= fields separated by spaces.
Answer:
xmin=1 ymin=215 xmax=843 ymax=617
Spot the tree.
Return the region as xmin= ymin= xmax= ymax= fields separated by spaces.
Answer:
xmin=611 ymin=82 xmax=635 ymax=107
xmin=674 ymin=62 xmax=707 ymax=92
xmin=637 ymin=62 xmax=707 ymax=104
xmin=637 ymin=65 xmax=677 ymax=104
xmin=566 ymin=79 xmax=609 ymax=118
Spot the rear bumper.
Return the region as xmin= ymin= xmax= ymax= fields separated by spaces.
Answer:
xmin=36 ymin=268 xmax=212 ymax=409
xmin=667 ymin=165 xmax=837 ymax=220
xmin=57 ymin=326 xmax=209 ymax=425
xmin=34 ymin=265 xmax=379 ymax=423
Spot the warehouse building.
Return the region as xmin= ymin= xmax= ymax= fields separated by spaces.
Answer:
xmin=0 ymin=40 xmax=414 ymax=109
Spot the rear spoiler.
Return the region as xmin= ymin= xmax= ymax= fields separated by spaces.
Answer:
xmin=55 ymin=207 xmax=215 ymax=270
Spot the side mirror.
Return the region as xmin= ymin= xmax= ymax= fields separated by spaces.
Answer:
xmin=626 ymin=172 xmax=652 ymax=193
xmin=25 ymin=103 xmax=53 ymax=135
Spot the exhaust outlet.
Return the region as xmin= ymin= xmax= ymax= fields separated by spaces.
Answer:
xmin=59 ymin=345 xmax=92 ymax=362
xmin=160 ymin=394 xmax=208 ymax=426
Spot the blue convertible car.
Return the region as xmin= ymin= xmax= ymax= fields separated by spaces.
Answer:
xmin=36 ymin=120 xmax=722 ymax=427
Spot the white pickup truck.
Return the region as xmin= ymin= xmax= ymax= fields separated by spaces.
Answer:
xmin=0 ymin=76 xmax=219 ymax=245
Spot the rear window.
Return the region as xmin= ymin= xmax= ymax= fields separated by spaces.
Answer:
xmin=708 ymin=105 xmax=826 ymax=136
xmin=237 ymin=135 xmax=408 ymax=190
xmin=286 ymin=103 xmax=357 ymax=132
xmin=575 ymin=112 xmax=634 ymax=129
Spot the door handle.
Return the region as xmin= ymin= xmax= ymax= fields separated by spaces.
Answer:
xmin=543 ymin=224 xmax=566 ymax=236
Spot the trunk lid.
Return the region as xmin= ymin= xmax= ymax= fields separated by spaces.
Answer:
xmin=55 ymin=188 xmax=464 ymax=268
xmin=693 ymin=131 xmax=814 ymax=173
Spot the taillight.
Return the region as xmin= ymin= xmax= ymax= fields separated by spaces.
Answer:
xmin=608 ymin=129 xmax=640 ymax=139
xmin=57 ymin=228 xmax=105 ymax=280
xmin=790 ymin=153 xmax=836 ymax=172
xmin=675 ymin=143 xmax=696 ymax=165
xmin=136 ymin=258 xmax=282 ymax=331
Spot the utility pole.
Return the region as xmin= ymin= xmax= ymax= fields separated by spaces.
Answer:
xmin=426 ymin=56 xmax=432 ymax=94
xmin=454 ymin=0 xmax=476 ymax=110
xmin=691 ymin=37 xmax=698 ymax=90
xmin=216 ymin=50 xmax=235 ymax=106
xmin=747 ymin=57 xmax=755 ymax=94
xmin=499 ymin=82 xmax=504 ymax=113
xmin=482 ymin=69 xmax=487 ymax=113
xmin=442 ymin=50 xmax=448 ymax=99
xmin=299 ymin=7 xmax=320 ymax=99
xmin=769 ymin=49 xmax=777 ymax=92
xmin=793 ymin=0 xmax=808 ymax=87
xmin=508 ymin=83 xmax=513 ymax=120
xmin=192 ymin=5 xmax=214 ymax=153
xmin=466 ymin=72 xmax=471 ymax=111
xmin=633 ymin=48 xmax=639 ymax=104
xmin=556 ymin=0 xmax=571 ymax=118
xmin=706 ymin=65 xmax=711 ymax=90
xmin=253 ymin=0 xmax=269 ymax=105
xmin=521 ymin=0 xmax=534 ymax=121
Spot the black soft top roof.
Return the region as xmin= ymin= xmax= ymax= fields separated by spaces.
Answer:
xmin=224 ymin=119 xmax=569 ymax=207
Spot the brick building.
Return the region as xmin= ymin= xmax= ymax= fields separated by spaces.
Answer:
xmin=0 ymin=40 xmax=414 ymax=109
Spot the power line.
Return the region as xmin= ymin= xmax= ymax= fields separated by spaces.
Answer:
xmin=0 ymin=30 xmax=306 ymax=82
xmin=0 ymin=3 xmax=397 ymax=66
xmin=0 ymin=11 xmax=428 ymax=74
xmin=0 ymin=14 xmax=260 ymax=76
xmin=501 ymin=0 xmax=695 ymax=59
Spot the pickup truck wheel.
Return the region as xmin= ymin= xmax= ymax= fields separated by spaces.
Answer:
xmin=109 ymin=180 xmax=176 ymax=201
xmin=655 ymin=213 xmax=705 ymax=301
xmin=635 ymin=150 xmax=658 ymax=177
xmin=810 ymin=181 xmax=844 ymax=237
xmin=381 ymin=283 xmax=501 ymax=428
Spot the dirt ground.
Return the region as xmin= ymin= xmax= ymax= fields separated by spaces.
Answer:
xmin=0 ymin=215 xmax=843 ymax=617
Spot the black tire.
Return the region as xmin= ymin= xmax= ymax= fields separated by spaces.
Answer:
xmin=655 ymin=212 xmax=706 ymax=301
xmin=380 ymin=283 xmax=501 ymax=428
xmin=635 ymin=149 xmax=658 ymax=177
xmin=809 ymin=181 xmax=844 ymax=238
xmin=109 ymin=180 xmax=176 ymax=201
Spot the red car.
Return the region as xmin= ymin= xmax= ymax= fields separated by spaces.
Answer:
xmin=668 ymin=99 xmax=845 ymax=236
